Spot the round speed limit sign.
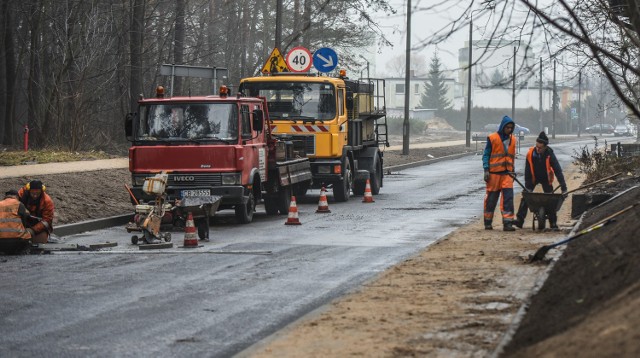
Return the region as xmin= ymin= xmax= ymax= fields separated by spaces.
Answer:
xmin=286 ymin=46 xmax=313 ymax=72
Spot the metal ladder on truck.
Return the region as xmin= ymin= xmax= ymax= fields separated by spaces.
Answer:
xmin=371 ymin=78 xmax=388 ymax=147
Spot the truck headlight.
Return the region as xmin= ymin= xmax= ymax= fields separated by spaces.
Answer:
xmin=221 ymin=173 xmax=241 ymax=185
xmin=133 ymin=176 xmax=146 ymax=186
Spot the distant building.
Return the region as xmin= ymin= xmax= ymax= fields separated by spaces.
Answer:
xmin=383 ymin=70 xmax=459 ymax=117
xmin=457 ymin=39 xmax=574 ymax=111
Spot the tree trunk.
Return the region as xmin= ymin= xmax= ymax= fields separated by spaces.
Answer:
xmin=173 ymin=0 xmax=185 ymax=95
xmin=1 ymin=0 xmax=17 ymax=145
xmin=129 ymin=0 xmax=144 ymax=113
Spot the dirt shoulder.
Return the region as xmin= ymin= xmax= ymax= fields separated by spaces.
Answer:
xmin=239 ymin=166 xmax=584 ymax=357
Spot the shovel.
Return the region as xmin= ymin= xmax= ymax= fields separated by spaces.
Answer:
xmin=528 ymin=203 xmax=638 ymax=262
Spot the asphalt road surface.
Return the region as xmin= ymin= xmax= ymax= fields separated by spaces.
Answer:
xmin=0 ymin=141 xmax=585 ymax=357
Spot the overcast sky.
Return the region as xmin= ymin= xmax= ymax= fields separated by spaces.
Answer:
xmin=370 ymin=0 xmax=470 ymax=77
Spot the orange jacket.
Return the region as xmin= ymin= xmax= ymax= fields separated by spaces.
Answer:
xmin=487 ymin=132 xmax=516 ymax=173
xmin=18 ymin=187 xmax=54 ymax=234
xmin=526 ymin=147 xmax=554 ymax=185
xmin=0 ymin=197 xmax=31 ymax=240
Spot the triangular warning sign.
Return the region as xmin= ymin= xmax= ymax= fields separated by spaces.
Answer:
xmin=261 ymin=48 xmax=289 ymax=74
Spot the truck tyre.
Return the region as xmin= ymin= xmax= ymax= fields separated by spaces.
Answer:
xmin=370 ymin=155 xmax=382 ymax=195
xmin=264 ymin=196 xmax=279 ymax=215
xmin=235 ymin=192 xmax=255 ymax=224
xmin=294 ymin=182 xmax=310 ymax=199
xmin=277 ymin=186 xmax=292 ymax=215
xmin=333 ymin=160 xmax=351 ymax=202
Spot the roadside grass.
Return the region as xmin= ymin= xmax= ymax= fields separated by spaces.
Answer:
xmin=0 ymin=149 xmax=114 ymax=166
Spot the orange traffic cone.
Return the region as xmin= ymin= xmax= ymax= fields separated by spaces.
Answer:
xmin=285 ymin=196 xmax=302 ymax=225
xmin=182 ymin=212 xmax=199 ymax=247
xmin=316 ymin=187 xmax=331 ymax=213
xmin=362 ymin=179 xmax=375 ymax=203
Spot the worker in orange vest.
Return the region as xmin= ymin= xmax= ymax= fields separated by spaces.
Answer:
xmin=482 ymin=116 xmax=517 ymax=231
xmin=514 ymin=131 xmax=568 ymax=230
xmin=18 ymin=180 xmax=55 ymax=244
xmin=0 ymin=189 xmax=33 ymax=254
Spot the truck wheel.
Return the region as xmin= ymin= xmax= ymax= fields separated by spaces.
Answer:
xmin=277 ymin=186 xmax=292 ymax=215
xmin=333 ymin=160 xmax=351 ymax=202
xmin=294 ymin=183 xmax=309 ymax=199
xmin=235 ymin=192 xmax=255 ymax=224
xmin=264 ymin=196 xmax=279 ymax=215
xmin=370 ymin=156 xmax=382 ymax=195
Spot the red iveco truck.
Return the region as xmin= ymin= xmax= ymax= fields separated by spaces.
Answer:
xmin=124 ymin=86 xmax=312 ymax=232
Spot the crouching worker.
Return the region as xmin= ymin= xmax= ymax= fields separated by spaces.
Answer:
xmin=18 ymin=180 xmax=55 ymax=243
xmin=0 ymin=189 xmax=33 ymax=254
xmin=514 ymin=131 xmax=568 ymax=230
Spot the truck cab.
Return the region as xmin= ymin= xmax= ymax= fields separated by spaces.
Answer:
xmin=239 ymin=72 xmax=388 ymax=202
xmin=125 ymin=86 xmax=309 ymax=224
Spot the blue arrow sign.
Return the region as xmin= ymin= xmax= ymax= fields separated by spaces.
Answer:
xmin=313 ymin=48 xmax=338 ymax=73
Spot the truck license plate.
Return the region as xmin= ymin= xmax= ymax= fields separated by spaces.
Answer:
xmin=181 ymin=189 xmax=211 ymax=197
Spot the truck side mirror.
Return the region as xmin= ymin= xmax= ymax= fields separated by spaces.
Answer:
xmin=253 ymin=109 xmax=264 ymax=132
xmin=125 ymin=112 xmax=136 ymax=141
xmin=346 ymin=91 xmax=354 ymax=109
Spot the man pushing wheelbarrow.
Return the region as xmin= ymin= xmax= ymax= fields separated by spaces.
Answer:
xmin=514 ymin=131 xmax=568 ymax=230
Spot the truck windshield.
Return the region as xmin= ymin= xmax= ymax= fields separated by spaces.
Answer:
xmin=137 ymin=103 xmax=238 ymax=142
xmin=241 ymin=82 xmax=336 ymax=121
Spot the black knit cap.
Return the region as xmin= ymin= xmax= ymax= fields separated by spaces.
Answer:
xmin=536 ymin=131 xmax=549 ymax=145
xmin=5 ymin=189 xmax=19 ymax=196
xmin=29 ymin=180 xmax=43 ymax=190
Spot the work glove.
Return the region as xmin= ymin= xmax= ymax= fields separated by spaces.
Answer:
xmin=483 ymin=170 xmax=490 ymax=183
xmin=26 ymin=228 xmax=35 ymax=238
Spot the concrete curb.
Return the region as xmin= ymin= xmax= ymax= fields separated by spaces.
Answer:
xmin=383 ymin=150 xmax=481 ymax=172
xmin=55 ymin=214 xmax=131 ymax=237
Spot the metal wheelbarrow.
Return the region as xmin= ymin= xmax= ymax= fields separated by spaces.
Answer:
xmin=521 ymin=191 xmax=564 ymax=230
xmin=509 ymin=171 xmax=623 ymax=231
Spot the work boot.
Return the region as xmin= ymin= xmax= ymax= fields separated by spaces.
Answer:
xmin=514 ymin=218 xmax=524 ymax=229
xmin=550 ymin=221 xmax=559 ymax=231
xmin=484 ymin=220 xmax=493 ymax=230
xmin=503 ymin=222 xmax=516 ymax=232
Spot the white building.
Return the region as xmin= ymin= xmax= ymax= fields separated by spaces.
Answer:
xmin=383 ymin=71 xmax=459 ymax=117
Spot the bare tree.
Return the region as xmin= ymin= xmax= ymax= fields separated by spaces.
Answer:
xmin=414 ymin=0 xmax=640 ymax=137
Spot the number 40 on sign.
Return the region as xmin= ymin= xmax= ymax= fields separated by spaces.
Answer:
xmin=286 ymin=46 xmax=313 ymax=72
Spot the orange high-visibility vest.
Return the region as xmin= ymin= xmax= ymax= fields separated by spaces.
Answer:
xmin=0 ymin=198 xmax=30 ymax=240
xmin=488 ymin=132 xmax=516 ymax=173
xmin=526 ymin=147 xmax=555 ymax=185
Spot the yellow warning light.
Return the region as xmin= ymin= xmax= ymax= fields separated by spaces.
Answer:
xmin=156 ymin=86 xmax=165 ymax=98
xmin=219 ymin=85 xmax=229 ymax=97
xmin=339 ymin=69 xmax=347 ymax=78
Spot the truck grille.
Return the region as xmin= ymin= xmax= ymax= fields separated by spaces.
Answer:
xmin=133 ymin=173 xmax=222 ymax=188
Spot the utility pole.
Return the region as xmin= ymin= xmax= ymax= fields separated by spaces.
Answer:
xmin=275 ymin=0 xmax=283 ymax=50
xmin=511 ymin=47 xmax=516 ymax=121
xmin=402 ymin=0 xmax=411 ymax=155
xmin=552 ymin=60 xmax=556 ymax=139
xmin=578 ymin=70 xmax=582 ymax=137
xmin=465 ymin=19 xmax=472 ymax=148
xmin=539 ymin=57 xmax=543 ymax=132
